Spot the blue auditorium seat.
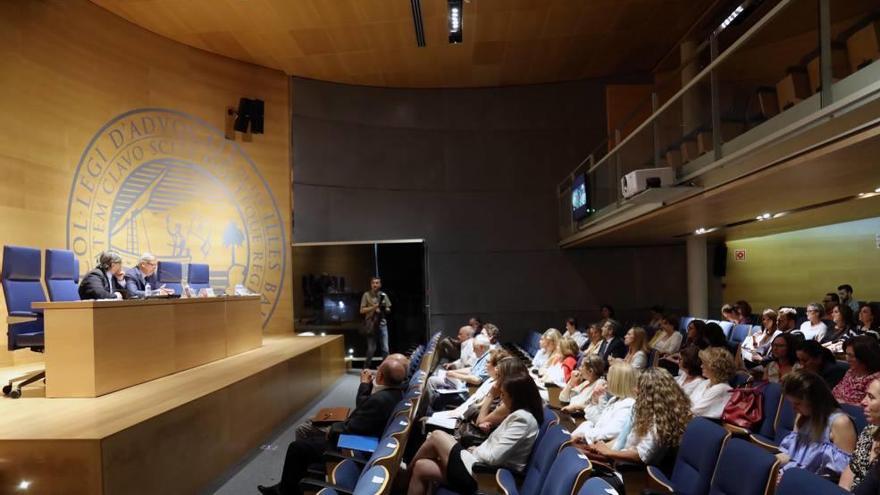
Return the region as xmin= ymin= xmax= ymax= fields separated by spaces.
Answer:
xmin=751 ymin=395 xmax=794 ymax=449
xmin=187 ymin=263 xmax=210 ymax=291
xmin=1 ymin=245 xmax=47 ymax=398
xmin=679 ymin=316 xmax=695 ymax=333
xmin=647 ymin=417 xmax=731 ymax=495
xmin=777 ymin=467 xmax=848 ymax=495
xmin=841 ymin=403 xmax=867 ymax=435
xmin=44 ymin=249 xmax=80 ymax=301
xmin=709 ymin=438 xmax=780 ymax=495
xmin=156 ymin=261 xmax=183 ymax=293
xmin=578 ymin=477 xmax=617 ymax=494
xmin=728 ymin=324 xmax=753 ymax=346
xmin=537 ymin=445 xmax=592 ymax=495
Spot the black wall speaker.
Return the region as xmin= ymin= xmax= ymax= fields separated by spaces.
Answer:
xmin=713 ymin=243 xmax=728 ymax=277
xmin=233 ymin=98 xmax=265 ymax=134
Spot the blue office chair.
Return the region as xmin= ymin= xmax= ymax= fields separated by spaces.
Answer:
xmin=709 ymin=438 xmax=780 ymax=495
xmin=187 ymin=263 xmax=210 ymax=291
xmin=776 ymin=467 xmax=848 ymax=495
xmin=44 ymin=249 xmax=80 ymax=301
xmin=156 ymin=261 xmax=183 ymax=294
xmin=1 ymin=245 xmax=47 ymax=398
xmin=648 ymin=417 xmax=731 ymax=495
xmin=73 ymin=257 xmax=81 ymax=283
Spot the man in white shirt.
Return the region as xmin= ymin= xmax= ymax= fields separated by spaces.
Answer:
xmin=444 ymin=325 xmax=476 ymax=370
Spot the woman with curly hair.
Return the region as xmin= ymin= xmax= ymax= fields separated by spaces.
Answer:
xmin=584 ymin=367 xmax=692 ymax=465
xmin=690 ymin=347 xmax=736 ymax=419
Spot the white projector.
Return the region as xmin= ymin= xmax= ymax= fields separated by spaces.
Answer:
xmin=620 ymin=167 xmax=674 ymax=199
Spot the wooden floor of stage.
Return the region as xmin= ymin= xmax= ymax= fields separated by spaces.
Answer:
xmin=0 ymin=334 xmax=346 ymax=495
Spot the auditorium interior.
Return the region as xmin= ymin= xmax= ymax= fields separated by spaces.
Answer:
xmin=1 ymin=0 xmax=880 ymax=494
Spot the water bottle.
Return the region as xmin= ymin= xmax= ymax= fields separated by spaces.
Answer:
xmin=145 ymin=283 xmax=151 ymax=298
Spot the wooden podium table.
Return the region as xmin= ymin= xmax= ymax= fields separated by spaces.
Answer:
xmin=32 ymin=296 xmax=262 ymax=398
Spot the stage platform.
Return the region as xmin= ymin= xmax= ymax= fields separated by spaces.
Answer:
xmin=0 ymin=334 xmax=345 ymax=495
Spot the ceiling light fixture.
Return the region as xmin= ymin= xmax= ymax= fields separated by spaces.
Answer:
xmin=875 ymin=187 xmax=880 ymax=193
xmin=448 ymin=0 xmax=463 ymax=44
xmin=755 ymin=212 xmax=772 ymax=221
xmin=719 ymin=5 xmax=745 ymax=31
xmin=694 ymin=227 xmax=717 ymax=235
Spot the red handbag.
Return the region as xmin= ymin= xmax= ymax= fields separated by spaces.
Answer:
xmin=721 ymin=381 xmax=767 ymax=430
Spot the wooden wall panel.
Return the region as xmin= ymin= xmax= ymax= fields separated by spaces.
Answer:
xmin=0 ymin=0 xmax=294 ymax=368
xmin=725 ymin=217 xmax=880 ymax=311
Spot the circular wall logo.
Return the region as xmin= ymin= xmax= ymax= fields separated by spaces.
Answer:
xmin=67 ymin=108 xmax=286 ymax=327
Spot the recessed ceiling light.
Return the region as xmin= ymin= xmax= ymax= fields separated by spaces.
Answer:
xmin=694 ymin=227 xmax=717 ymax=235
xmin=772 ymin=212 xmax=787 ymax=219
xmin=756 ymin=213 xmax=772 ymax=221
xmin=875 ymin=187 xmax=880 ymax=193
xmin=17 ymin=481 xmax=30 ymax=491
xmin=858 ymin=192 xmax=879 ymax=199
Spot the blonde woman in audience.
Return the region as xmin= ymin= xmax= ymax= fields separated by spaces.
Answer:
xmin=675 ymin=346 xmax=707 ymax=396
xmin=649 ymin=314 xmax=683 ymax=357
xmin=531 ymin=328 xmax=561 ymax=370
xmin=542 ymin=337 xmax=579 ymax=386
xmin=765 ymin=332 xmax=802 ymax=383
xmin=582 ymin=324 xmax=603 ymax=356
xmin=690 ymin=347 xmax=736 ymax=419
xmin=570 ymin=363 xmax=638 ymax=445
xmin=740 ymin=308 xmax=781 ymax=368
xmin=559 ymin=355 xmax=607 ymax=414
xmin=585 ymin=367 xmax=692 ymax=466
xmin=798 ymin=302 xmax=828 ymax=341
xmin=611 ymin=327 xmax=649 ymax=371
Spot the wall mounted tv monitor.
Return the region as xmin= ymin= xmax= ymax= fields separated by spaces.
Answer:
xmin=571 ymin=173 xmax=590 ymax=221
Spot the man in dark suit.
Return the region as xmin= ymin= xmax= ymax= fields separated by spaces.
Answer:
xmin=124 ymin=253 xmax=172 ymax=298
xmin=258 ymin=356 xmax=407 ymax=495
xmin=598 ymin=320 xmax=627 ymax=362
xmin=78 ymin=251 xmax=130 ymax=300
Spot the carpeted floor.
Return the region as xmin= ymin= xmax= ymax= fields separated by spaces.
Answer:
xmin=206 ymin=371 xmax=361 ymax=494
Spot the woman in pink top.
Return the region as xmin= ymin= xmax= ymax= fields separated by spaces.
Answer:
xmin=833 ymin=336 xmax=880 ymax=405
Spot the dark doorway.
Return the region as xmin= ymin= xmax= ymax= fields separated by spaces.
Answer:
xmin=292 ymin=240 xmax=428 ymax=361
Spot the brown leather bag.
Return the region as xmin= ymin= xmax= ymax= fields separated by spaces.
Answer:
xmin=721 ymin=381 xmax=767 ymax=430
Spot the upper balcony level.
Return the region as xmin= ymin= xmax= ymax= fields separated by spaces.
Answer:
xmin=558 ymin=0 xmax=880 ymax=247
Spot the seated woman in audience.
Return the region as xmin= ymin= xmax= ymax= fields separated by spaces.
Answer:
xmin=857 ymin=304 xmax=879 ymax=338
xmin=541 ymin=337 xmax=579 ymax=386
xmin=721 ymin=304 xmax=738 ymax=324
xmin=442 ymin=350 xmax=512 ymax=422
xmin=531 ymin=328 xmax=561 ymax=371
xmin=798 ymin=302 xmax=829 ymax=341
xmin=611 ymin=327 xmax=649 ymax=371
xmin=690 ymin=347 xmax=736 ymax=419
xmin=563 ymin=317 xmax=587 ymax=348
xmin=675 ymin=345 xmax=707 ymax=396
xmin=404 ymin=375 xmax=543 ymax=495
xmin=649 ymin=314 xmax=683 ymax=358
xmin=581 ymin=324 xmax=603 ymax=355
xmin=704 ymin=322 xmax=729 ymax=349
xmin=659 ymin=319 xmax=709 ymax=374
xmin=584 ymin=367 xmax=692 ymax=466
xmin=833 ymin=336 xmax=880 ymax=405
xmin=821 ymin=304 xmax=857 ymax=352
xmin=764 ymin=332 xmax=802 ymax=383
xmin=456 ymin=356 xmax=528 ymax=447
xmin=796 ymin=340 xmax=847 ymax=389
xmin=734 ymin=300 xmax=756 ymax=325
xmin=559 ymin=355 xmax=607 ymax=415
xmin=571 ymin=363 xmax=638 ymax=445
xmin=647 ymin=305 xmax=664 ymax=332
xmin=839 ymin=378 xmax=880 ymax=492
xmin=740 ymin=308 xmax=780 ymax=369
xmin=777 ymin=370 xmax=856 ymax=482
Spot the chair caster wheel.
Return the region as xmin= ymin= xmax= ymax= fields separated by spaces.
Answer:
xmin=2 ymin=385 xmax=10 ymax=396
xmin=9 ymin=389 xmax=21 ymax=399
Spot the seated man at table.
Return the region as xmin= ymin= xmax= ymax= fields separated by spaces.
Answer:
xmin=124 ymin=253 xmax=173 ymax=298
xmin=257 ymin=356 xmax=407 ymax=495
xmin=78 ymin=251 xmax=130 ymax=300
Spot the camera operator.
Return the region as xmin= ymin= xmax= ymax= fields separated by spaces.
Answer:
xmin=360 ymin=276 xmax=391 ymax=370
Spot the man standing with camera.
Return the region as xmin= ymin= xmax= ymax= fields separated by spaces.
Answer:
xmin=360 ymin=276 xmax=391 ymax=370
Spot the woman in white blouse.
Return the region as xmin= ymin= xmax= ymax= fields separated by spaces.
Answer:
xmin=531 ymin=328 xmax=561 ymax=371
xmin=650 ymin=314 xmax=683 ymax=357
xmin=690 ymin=347 xmax=736 ymax=419
xmin=611 ymin=327 xmax=649 ymax=371
xmin=799 ymin=302 xmax=829 ymax=341
xmin=571 ymin=362 xmax=638 ymax=445
xmin=560 ymin=354 xmax=607 ymax=414
xmin=403 ymin=374 xmax=543 ymax=495
xmin=675 ymin=345 xmax=707 ymax=396
xmin=585 ymin=367 xmax=692 ymax=466
xmin=740 ymin=308 xmax=780 ymax=368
